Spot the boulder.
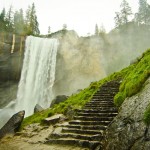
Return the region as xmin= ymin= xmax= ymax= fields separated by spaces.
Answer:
xmin=34 ymin=104 xmax=44 ymax=113
xmin=50 ymin=95 xmax=68 ymax=107
xmin=43 ymin=114 xmax=66 ymax=125
xmin=0 ymin=110 xmax=25 ymax=139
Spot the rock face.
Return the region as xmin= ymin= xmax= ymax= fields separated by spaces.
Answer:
xmin=103 ymin=77 xmax=150 ymax=150
xmin=34 ymin=104 xmax=44 ymax=113
xmin=52 ymin=30 xmax=106 ymax=97
xmin=0 ymin=33 xmax=25 ymax=82
xmin=0 ymin=110 xmax=25 ymax=139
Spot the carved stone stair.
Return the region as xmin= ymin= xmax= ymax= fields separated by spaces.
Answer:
xmin=45 ymin=80 xmax=120 ymax=149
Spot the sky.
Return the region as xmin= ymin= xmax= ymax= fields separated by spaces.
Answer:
xmin=0 ymin=0 xmax=150 ymax=36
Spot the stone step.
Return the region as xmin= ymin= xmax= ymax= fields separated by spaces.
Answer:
xmin=87 ymin=101 xmax=114 ymax=104
xmin=95 ymin=90 xmax=119 ymax=94
xmin=83 ymin=106 xmax=117 ymax=110
xmin=74 ymin=116 xmax=114 ymax=122
xmin=49 ymin=132 xmax=103 ymax=141
xmin=78 ymin=109 xmax=118 ymax=113
xmin=61 ymin=124 xmax=107 ymax=131
xmin=77 ymin=112 xmax=118 ymax=117
xmin=62 ymin=128 xmax=103 ymax=135
xmin=92 ymin=95 xmax=114 ymax=97
xmin=69 ymin=120 xmax=110 ymax=126
xmin=90 ymin=101 xmax=114 ymax=104
xmin=45 ymin=138 xmax=101 ymax=150
xmin=92 ymin=97 xmax=114 ymax=100
xmin=85 ymin=104 xmax=115 ymax=107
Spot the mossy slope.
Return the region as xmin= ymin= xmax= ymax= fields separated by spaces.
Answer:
xmin=21 ymin=49 xmax=150 ymax=128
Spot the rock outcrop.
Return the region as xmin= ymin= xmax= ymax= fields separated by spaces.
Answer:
xmin=0 ymin=110 xmax=25 ymax=139
xmin=103 ymin=77 xmax=150 ymax=150
xmin=0 ymin=33 xmax=25 ymax=82
xmin=50 ymin=95 xmax=68 ymax=107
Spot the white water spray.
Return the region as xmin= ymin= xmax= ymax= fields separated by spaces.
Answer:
xmin=0 ymin=36 xmax=59 ymax=128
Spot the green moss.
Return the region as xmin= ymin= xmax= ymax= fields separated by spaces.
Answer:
xmin=144 ymin=103 xmax=150 ymax=125
xmin=114 ymin=49 xmax=150 ymax=107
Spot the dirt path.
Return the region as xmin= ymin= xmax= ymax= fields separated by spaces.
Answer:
xmin=0 ymin=124 xmax=88 ymax=150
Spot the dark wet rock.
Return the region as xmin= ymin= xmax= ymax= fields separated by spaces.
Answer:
xmin=0 ymin=110 xmax=25 ymax=139
xmin=34 ymin=104 xmax=44 ymax=113
xmin=50 ymin=95 xmax=68 ymax=107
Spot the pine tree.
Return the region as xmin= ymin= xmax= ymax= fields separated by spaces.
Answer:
xmin=48 ymin=26 xmax=51 ymax=34
xmin=114 ymin=0 xmax=132 ymax=27
xmin=14 ymin=9 xmax=25 ymax=35
xmin=62 ymin=24 xmax=67 ymax=30
xmin=95 ymin=24 xmax=99 ymax=35
xmin=0 ymin=8 xmax=6 ymax=31
xmin=120 ymin=0 xmax=132 ymax=24
xmin=114 ymin=12 xmax=122 ymax=27
xmin=25 ymin=3 xmax=40 ymax=35
xmin=136 ymin=0 xmax=150 ymax=24
xmin=5 ymin=5 xmax=14 ymax=32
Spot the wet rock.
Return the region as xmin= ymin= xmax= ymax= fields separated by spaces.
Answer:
xmin=0 ymin=110 xmax=25 ymax=139
xmin=50 ymin=95 xmax=68 ymax=107
xmin=34 ymin=104 xmax=44 ymax=113
xmin=43 ymin=114 xmax=66 ymax=125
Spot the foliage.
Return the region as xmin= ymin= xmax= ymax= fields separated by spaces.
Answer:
xmin=114 ymin=49 xmax=150 ymax=107
xmin=25 ymin=3 xmax=40 ymax=35
xmin=114 ymin=0 xmax=132 ymax=27
xmin=95 ymin=24 xmax=99 ymax=36
xmin=14 ymin=9 xmax=25 ymax=35
xmin=0 ymin=3 xmax=40 ymax=35
xmin=136 ymin=0 xmax=150 ymax=25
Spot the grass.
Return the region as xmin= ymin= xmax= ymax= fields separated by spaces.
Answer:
xmin=21 ymin=49 xmax=150 ymax=128
xmin=114 ymin=49 xmax=150 ymax=107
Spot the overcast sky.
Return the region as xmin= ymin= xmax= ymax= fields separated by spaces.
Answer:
xmin=0 ymin=0 xmax=150 ymax=36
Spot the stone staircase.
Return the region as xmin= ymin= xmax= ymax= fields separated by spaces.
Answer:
xmin=45 ymin=80 xmax=120 ymax=150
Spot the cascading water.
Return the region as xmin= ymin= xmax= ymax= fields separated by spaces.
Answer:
xmin=0 ymin=36 xmax=59 ymax=128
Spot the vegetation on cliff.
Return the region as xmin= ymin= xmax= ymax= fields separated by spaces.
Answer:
xmin=21 ymin=49 xmax=150 ymax=128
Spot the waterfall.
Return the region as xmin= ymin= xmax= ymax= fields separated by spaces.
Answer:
xmin=0 ymin=36 xmax=59 ymax=128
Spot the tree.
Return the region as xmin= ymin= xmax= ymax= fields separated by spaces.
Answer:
xmin=95 ymin=24 xmax=99 ymax=35
xmin=5 ymin=5 xmax=14 ymax=32
xmin=136 ymin=0 xmax=150 ymax=25
xmin=114 ymin=0 xmax=132 ymax=27
xmin=114 ymin=12 xmax=122 ymax=27
xmin=62 ymin=24 xmax=67 ymax=30
xmin=120 ymin=0 xmax=132 ymax=24
xmin=25 ymin=3 xmax=40 ymax=35
xmin=48 ymin=26 xmax=51 ymax=34
xmin=0 ymin=8 xmax=6 ymax=32
xmin=14 ymin=9 xmax=25 ymax=35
